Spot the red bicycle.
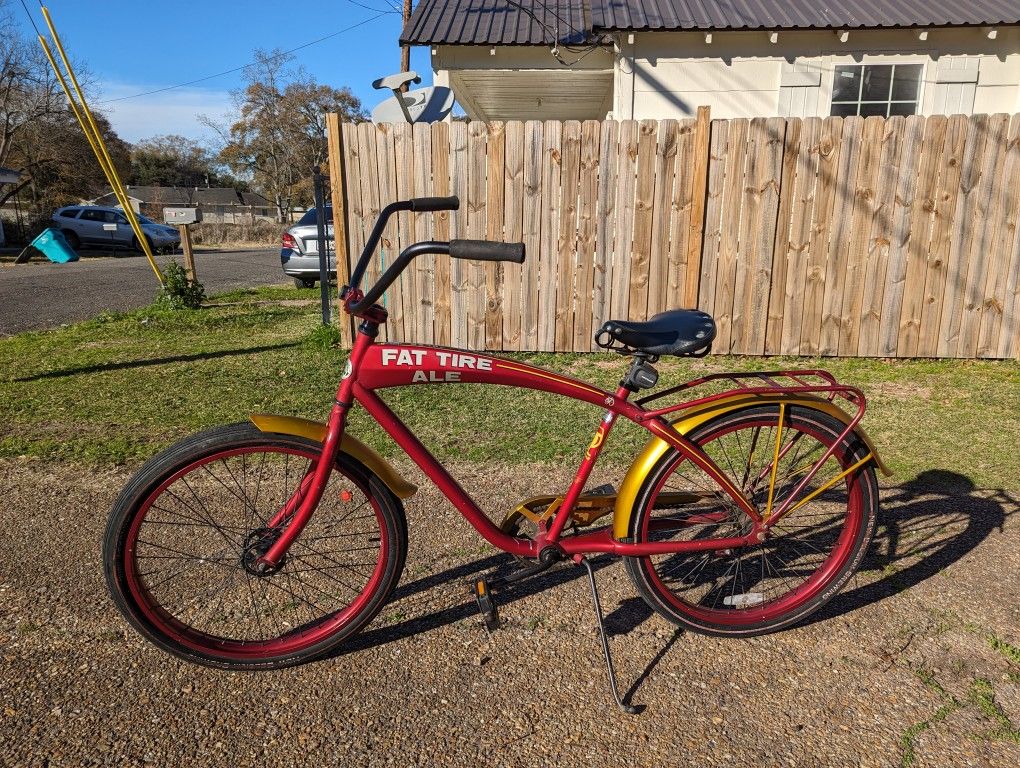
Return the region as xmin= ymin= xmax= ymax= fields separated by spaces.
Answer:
xmin=104 ymin=196 xmax=888 ymax=711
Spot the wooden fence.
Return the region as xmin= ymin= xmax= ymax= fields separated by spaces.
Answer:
xmin=326 ymin=112 xmax=1020 ymax=359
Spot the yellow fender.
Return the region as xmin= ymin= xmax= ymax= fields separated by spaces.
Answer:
xmin=612 ymin=394 xmax=891 ymax=539
xmin=249 ymin=414 xmax=417 ymax=499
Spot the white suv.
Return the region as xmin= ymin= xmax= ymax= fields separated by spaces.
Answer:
xmin=53 ymin=205 xmax=181 ymax=253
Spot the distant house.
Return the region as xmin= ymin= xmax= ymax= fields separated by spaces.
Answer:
xmin=90 ymin=186 xmax=276 ymax=223
xmin=401 ymin=0 xmax=1020 ymax=120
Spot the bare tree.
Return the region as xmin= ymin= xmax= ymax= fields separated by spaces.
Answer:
xmin=204 ymin=49 xmax=365 ymax=221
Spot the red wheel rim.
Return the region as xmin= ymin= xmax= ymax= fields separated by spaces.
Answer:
xmin=123 ymin=445 xmax=389 ymax=660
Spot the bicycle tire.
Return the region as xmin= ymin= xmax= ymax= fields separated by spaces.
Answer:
xmin=104 ymin=422 xmax=407 ymax=669
xmin=624 ymin=405 xmax=878 ymax=637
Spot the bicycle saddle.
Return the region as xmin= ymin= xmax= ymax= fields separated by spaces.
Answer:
xmin=596 ymin=309 xmax=716 ymax=357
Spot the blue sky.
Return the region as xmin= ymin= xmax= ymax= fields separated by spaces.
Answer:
xmin=12 ymin=0 xmax=433 ymax=143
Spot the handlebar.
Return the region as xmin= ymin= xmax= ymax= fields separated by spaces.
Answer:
xmin=344 ymin=196 xmax=526 ymax=317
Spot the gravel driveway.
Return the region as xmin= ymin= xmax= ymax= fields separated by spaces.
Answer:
xmin=1 ymin=459 xmax=1018 ymax=767
xmin=0 ymin=249 xmax=284 ymax=335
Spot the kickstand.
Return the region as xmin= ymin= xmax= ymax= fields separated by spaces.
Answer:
xmin=577 ymin=557 xmax=641 ymax=715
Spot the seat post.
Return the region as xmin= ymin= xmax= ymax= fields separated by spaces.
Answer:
xmin=621 ymin=353 xmax=659 ymax=392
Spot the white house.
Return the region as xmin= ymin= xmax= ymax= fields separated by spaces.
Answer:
xmin=401 ymin=0 xmax=1020 ymax=121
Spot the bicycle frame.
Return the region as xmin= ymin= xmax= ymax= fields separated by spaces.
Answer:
xmin=256 ymin=328 xmax=837 ymax=568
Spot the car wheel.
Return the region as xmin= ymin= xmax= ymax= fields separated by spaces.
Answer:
xmin=132 ymin=235 xmax=155 ymax=254
xmin=61 ymin=230 xmax=80 ymax=250
xmin=295 ymin=277 xmax=316 ymax=289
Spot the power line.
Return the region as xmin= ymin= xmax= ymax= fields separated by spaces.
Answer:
xmin=100 ymin=11 xmax=391 ymax=104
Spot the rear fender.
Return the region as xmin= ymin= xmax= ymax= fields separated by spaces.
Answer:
xmin=612 ymin=394 xmax=890 ymax=539
xmin=249 ymin=414 xmax=417 ymax=499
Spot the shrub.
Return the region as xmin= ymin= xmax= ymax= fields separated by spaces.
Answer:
xmin=154 ymin=261 xmax=205 ymax=310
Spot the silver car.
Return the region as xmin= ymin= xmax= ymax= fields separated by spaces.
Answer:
xmin=280 ymin=207 xmax=335 ymax=288
xmin=53 ymin=205 xmax=181 ymax=254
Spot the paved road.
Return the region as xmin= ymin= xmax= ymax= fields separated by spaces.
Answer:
xmin=0 ymin=248 xmax=285 ymax=335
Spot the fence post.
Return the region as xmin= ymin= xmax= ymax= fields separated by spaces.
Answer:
xmin=312 ymin=166 xmax=331 ymax=327
xmin=326 ymin=113 xmax=354 ymax=345
xmin=684 ymin=105 xmax=711 ymax=308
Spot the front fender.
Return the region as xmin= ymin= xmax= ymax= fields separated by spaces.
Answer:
xmin=612 ymin=394 xmax=890 ymax=540
xmin=249 ymin=414 xmax=417 ymax=499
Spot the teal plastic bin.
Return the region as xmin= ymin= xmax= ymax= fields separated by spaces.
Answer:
xmin=31 ymin=227 xmax=78 ymax=263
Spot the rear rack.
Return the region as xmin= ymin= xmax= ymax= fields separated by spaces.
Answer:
xmin=637 ymin=369 xmax=865 ymax=421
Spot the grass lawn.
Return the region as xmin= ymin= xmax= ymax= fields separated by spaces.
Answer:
xmin=1 ymin=285 xmax=1017 ymax=489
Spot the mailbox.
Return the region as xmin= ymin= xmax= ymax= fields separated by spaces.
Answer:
xmin=164 ymin=207 xmax=202 ymax=225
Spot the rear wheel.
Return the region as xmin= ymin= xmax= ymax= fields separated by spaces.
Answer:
xmin=104 ymin=422 xmax=407 ymax=669
xmin=625 ymin=405 xmax=878 ymax=637
xmin=295 ymin=277 xmax=316 ymax=289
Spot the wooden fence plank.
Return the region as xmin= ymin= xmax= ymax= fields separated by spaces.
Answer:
xmin=699 ymin=119 xmax=728 ymax=316
xmin=466 ymin=121 xmax=489 ymax=349
xmin=799 ymin=117 xmax=842 ymax=356
xmin=839 ymin=116 xmax=886 ymax=356
xmin=958 ymin=113 xmax=1009 ymax=357
xmin=325 ymin=114 xmax=353 ymax=345
xmin=992 ymin=115 xmax=1020 ymax=359
xmin=521 ymin=121 xmax=544 ymax=350
xmin=430 ymin=121 xmax=452 ymax=347
xmin=341 ymin=121 xmax=364 ymax=294
xmin=449 ymin=120 xmax=469 ymax=348
xmin=902 ymin=116 xmax=950 ymax=357
xmin=374 ymin=123 xmax=405 ymax=341
xmin=819 ymin=116 xmax=864 ymax=355
xmin=713 ymin=118 xmax=748 ymax=352
xmin=554 ymin=121 xmax=581 ymax=350
xmin=857 ymin=116 xmax=904 ymax=356
xmin=393 ymin=122 xmax=416 ymax=342
xmin=538 ymin=120 xmax=562 ymax=350
xmin=684 ymin=106 xmax=712 ymax=308
xmin=878 ymin=115 xmax=924 ymax=357
xmin=646 ymin=119 xmax=678 ymax=318
xmin=411 ymin=121 xmax=435 ymax=345
xmin=610 ymin=120 xmax=638 ymax=321
xmin=573 ymin=120 xmax=600 ymax=351
xmin=666 ymin=119 xmax=696 ymax=312
xmin=503 ymin=121 xmax=525 ymax=351
xmin=484 ymin=121 xmax=506 ymax=349
xmin=356 ymin=122 xmax=383 ymax=340
xmin=938 ymin=114 xmax=989 ymax=357
xmin=628 ymin=120 xmax=658 ymax=321
xmin=742 ymin=116 xmax=784 ymax=355
xmin=593 ymin=120 xmax=619 ymax=329
xmin=768 ymin=116 xmax=802 ymax=354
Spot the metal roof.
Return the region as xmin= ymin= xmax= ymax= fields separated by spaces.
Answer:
xmin=593 ymin=0 xmax=1020 ymax=32
xmin=401 ymin=0 xmax=591 ymax=45
xmin=402 ymin=0 xmax=1020 ymax=45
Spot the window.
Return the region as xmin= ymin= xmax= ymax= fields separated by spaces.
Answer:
xmin=297 ymin=207 xmax=332 ymax=226
xmin=79 ymin=209 xmax=106 ymax=222
xmin=830 ymin=64 xmax=922 ymax=117
xmin=58 ymin=208 xmax=80 ymax=219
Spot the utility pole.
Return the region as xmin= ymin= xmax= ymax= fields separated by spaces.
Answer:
xmin=401 ymin=0 xmax=412 ymax=91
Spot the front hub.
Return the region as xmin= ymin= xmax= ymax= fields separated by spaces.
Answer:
xmin=241 ymin=528 xmax=286 ymax=576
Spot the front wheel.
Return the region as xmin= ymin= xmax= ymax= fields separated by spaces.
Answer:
xmin=625 ymin=405 xmax=878 ymax=637
xmin=104 ymin=422 xmax=407 ymax=669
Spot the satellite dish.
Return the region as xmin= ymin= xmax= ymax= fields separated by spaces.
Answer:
xmin=371 ymin=70 xmax=455 ymax=124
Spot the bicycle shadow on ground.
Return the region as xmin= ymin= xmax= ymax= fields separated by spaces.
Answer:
xmin=805 ymin=469 xmax=1019 ymax=626
xmin=332 ymin=469 xmax=1017 ymax=697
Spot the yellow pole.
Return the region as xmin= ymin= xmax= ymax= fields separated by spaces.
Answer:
xmin=39 ymin=5 xmax=163 ymax=284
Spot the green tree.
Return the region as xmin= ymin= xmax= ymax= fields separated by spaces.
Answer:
xmin=208 ymin=49 xmax=365 ymax=221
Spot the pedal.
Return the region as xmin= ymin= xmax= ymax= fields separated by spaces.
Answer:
xmin=472 ymin=577 xmax=500 ymax=632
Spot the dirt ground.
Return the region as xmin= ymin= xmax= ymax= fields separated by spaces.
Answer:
xmin=1 ymin=458 xmax=1018 ymax=767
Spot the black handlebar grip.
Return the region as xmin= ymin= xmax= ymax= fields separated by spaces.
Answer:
xmin=408 ymin=196 xmax=460 ymax=212
xmin=449 ymin=239 xmax=526 ymax=264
